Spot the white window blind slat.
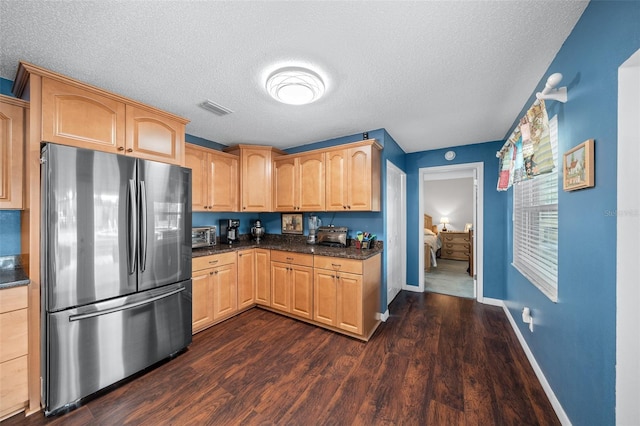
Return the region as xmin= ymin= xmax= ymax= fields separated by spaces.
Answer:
xmin=512 ymin=116 xmax=558 ymax=302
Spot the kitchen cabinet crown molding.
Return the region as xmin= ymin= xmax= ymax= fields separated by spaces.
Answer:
xmin=0 ymin=94 xmax=29 ymax=109
xmin=12 ymin=61 xmax=189 ymax=125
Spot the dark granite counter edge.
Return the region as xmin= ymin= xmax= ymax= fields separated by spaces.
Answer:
xmin=0 ymin=255 xmax=30 ymax=289
xmin=193 ymin=241 xmax=383 ymax=260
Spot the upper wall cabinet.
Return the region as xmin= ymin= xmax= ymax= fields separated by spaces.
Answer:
xmin=13 ymin=62 xmax=188 ymax=166
xmin=325 ymin=140 xmax=381 ymax=211
xmin=0 ymin=95 xmax=28 ymax=209
xmin=224 ymin=145 xmax=285 ymax=212
xmin=273 ymin=151 xmax=325 ymax=212
xmin=185 ymin=143 xmax=238 ymax=212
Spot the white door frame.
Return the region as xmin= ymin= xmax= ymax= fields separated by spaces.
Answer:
xmin=616 ymin=47 xmax=640 ymax=425
xmin=386 ymin=160 xmax=406 ymax=306
xmin=417 ymin=162 xmax=484 ymax=301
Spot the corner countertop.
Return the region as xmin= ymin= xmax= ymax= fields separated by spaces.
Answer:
xmin=0 ymin=256 xmax=30 ymax=290
xmin=192 ymin=236 xmax=382 ymax=261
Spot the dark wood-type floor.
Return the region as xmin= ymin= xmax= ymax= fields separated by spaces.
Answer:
xmin=3 ymin=291 xmax=560 ymax=426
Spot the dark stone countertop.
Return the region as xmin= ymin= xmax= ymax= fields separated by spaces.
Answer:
xmin=193 ymin=234 xmax=382 ymax=261
xmin=0 ymin=255 xmax=30 ymax=290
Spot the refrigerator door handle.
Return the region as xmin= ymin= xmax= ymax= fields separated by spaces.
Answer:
xmin=68 ymin=286 xmax=185 ymax=322
xmin=140 ymin=180 xmax=148 ymax=272
xmin=128 ymin=179 xmax=137 ymax=275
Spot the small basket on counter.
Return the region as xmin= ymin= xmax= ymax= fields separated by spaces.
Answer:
xmin=354 ymin=231 xmax=376 ymax=249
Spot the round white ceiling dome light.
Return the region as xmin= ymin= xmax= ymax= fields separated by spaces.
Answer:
xmin=266 ymin=66 xmax=325 ymax=105
xmin=444 ymin=150 xmax=456 ymax=161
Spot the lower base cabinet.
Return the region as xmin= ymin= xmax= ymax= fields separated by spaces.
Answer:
xmin=313 ymin=254 xmax=381 ymax=339
xmin=191 ymin=249 xmax=381 ymax=341
xmin=270 ymin=251 xmax=313 ymax=320
xmin=192 ymin=251 xmax=238 ymax=333
xmin=0 ymin=286 xmax=29 ymax=420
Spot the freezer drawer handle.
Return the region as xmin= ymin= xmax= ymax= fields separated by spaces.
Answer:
xmin=68 ymin=287 xmax=185 ymax=322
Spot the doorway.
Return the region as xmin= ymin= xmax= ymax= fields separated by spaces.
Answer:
xmin=418 ymin=162 xmax=484 ymax=301
xmin=386 ymin=160 xmax=406 ymax=306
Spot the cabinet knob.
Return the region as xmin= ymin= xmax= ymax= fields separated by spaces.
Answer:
xmin=117 ymin=146 xmax=125 ymax=151
xmin=126 ymin=148 xmax=133 ymax=153
xmin=343 ymin=205 xmax=347 ymax=209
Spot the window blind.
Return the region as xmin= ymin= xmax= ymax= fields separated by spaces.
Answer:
xmin=512 ymin=117 xmax=558 ymax=301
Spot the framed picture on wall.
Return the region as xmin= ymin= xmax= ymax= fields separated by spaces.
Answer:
xmin=563 ymin=139 xmax=595 ymax=191
xmin=281 ymin=213 xmax=303 ymax=234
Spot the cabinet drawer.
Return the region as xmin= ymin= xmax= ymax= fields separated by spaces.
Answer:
xmin=193 ymin=251 xmax=237 ymax=271
xmin=314 ymin=256 xmax=363 ymax=275
xmin=270 ymin=250 xmax=313 ymax=267
xmin=0 ymin=286 xmax=28 ymax=313
xmin=0 ymin=309 xmax=28 ymax=363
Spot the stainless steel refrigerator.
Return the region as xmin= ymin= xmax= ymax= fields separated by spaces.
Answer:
xmin=41 ymin=143 xmax=192 ymax=415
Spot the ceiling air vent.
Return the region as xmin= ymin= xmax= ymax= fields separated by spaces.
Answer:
xmin=199 ymin=99 xmax=234 ymax=116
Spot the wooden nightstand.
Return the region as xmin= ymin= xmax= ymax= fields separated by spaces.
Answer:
xmin=440 ymin=231 xmax=471 ymax=261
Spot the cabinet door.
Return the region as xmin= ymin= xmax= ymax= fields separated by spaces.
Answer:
xmin=270 ymin=262 xmax=290 ymax=312
xmin=237 ymin=250 xmax=255 ymax=309
xmin=291 ymin=265 xmax=313 ymax=319
xmin=213 ymin=263 xmax=238 ymax=320
xmin=0 ymin=355 xmax=28 ymax=418
xmin=241 ymin=149 xmax=272 ymax=211
xmin=325 ymin=149 xmax=346 ymax=211
xmin=0 ymin=99 xmax=25 ymax=209
xmin=298 ymin=152 xmax=325 ymax=211
xmin=273 ymin=156 xmax=297 ymax=211
xmin=255 ymin=249 xmax=271 ymax=306
xmin=192 ymin=269 xmax=215 ymax=333
xmin=184 ymin=145 xmax=209 ymax=211
xmin=125 ymin=105 xmax=184 ymax=165
xmin=210 ymin=152 xmax=238 ymax=211
xmin=42 ymin=77 xmax=126 ymax=153
xmin=313 ymin=269 xmax=337 ymax=326
xmin=336 ymin=272 xmax=363 ymax=334
xmin=346 ymin=145 xmax=372 ymax=211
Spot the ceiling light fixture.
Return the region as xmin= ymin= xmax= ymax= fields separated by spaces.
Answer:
xmin=266 ymin=66 xmax=325 ymax=105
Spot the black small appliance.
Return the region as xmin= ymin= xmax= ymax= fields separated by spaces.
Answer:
xmin=219 ymin=219 xmax=240 ymax=244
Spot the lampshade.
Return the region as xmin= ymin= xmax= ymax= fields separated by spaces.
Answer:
xmin=440 ymin=217 xmax=449 ymax=224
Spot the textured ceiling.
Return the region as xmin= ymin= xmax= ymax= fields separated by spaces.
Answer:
xmin=0 ymin=1 xmax=588 ymax=153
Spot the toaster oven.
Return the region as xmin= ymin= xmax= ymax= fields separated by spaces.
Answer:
xmin=192 ymin=226 xmax=216 ymax=248
xmin=317 ymin=226 xmax=348 ymax=247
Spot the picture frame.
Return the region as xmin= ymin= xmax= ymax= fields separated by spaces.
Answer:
xmin=281 ymin=213 xmax=303 ymax=234
xmin=563 ymin=139 xmax=595 ymax=191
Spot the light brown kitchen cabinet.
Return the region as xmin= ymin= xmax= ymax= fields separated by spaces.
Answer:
xmin=325 ymin=140 xmax=381 ymax=212
xmin=17 ymin=62 xmax=188 ymax=166
xmin=313 ymin=253 xmax=381 ymax=340
xmin=237 ymin=249 xmax=255 ymax=310
xmin=125 ymin=105 xmax=185 ymax=165
xmin=0 ymin=286 xmax=28 ymax=420
xmin=0 ymin=95 xmax=28 ymax=209
xmin=191 ymin=251 xmax=237 ymax=333
xmin=254 ymin=249 xmax=271 ymax=306
xmin=273 ymin=151 xmax=325 ymax=211
xmin=270 ymin=250 xmax=313 ymax=320
xmin=185 ymin=143 xmax=238 ymax=212
xmin=223 ymin=145 xmax=285 ymax=212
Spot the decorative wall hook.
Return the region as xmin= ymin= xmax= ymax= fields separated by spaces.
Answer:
xmin=536 ymin=73 xmax=567 ymax=103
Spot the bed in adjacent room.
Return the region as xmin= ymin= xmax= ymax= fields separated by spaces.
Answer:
xmin=423 ymin=214 xmax=441 ymax=272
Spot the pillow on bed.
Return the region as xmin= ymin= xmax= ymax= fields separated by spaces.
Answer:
xmin=424 ymin=228 xmax=435 ymax=236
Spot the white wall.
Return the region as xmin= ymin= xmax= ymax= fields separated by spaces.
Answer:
xmin=423 ymin=177 xmax=473 ymax=231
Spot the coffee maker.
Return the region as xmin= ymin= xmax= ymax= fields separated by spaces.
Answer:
xmin=219 ymin=219 xmax=240 ymax=244
xmin=307 ymin=214 xmax=322 ymax=244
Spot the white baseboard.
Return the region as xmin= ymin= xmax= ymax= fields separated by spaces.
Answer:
xmin=479 ymin=297 xmax=503 ymax=306
xmin=379 ymin=309 xmax=389 ymax=322
xmin=403 ymin=284 xmax=422 ymax=293
xmin=500 ymin=302 xmax=571 ymax=426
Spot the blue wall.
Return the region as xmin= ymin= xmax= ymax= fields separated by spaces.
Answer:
xmin=405 ymin=141 xmax=507 ymax=299
xmin=503 ymin=2 xmax=640 ymax=425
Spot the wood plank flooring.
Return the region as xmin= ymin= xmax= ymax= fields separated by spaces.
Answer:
xmin=2 ymin=291 xmax=560 ymax=425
